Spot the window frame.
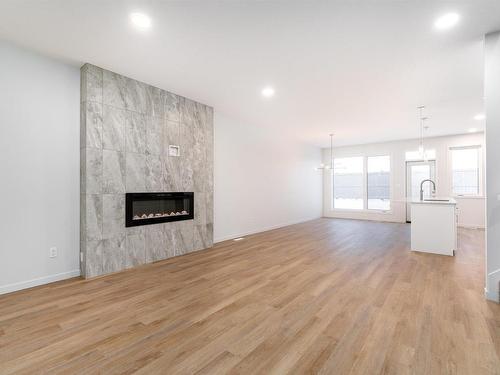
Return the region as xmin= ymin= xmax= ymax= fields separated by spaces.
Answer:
xmin=330 ymin=154 xmax=392 ymax=213
xmin=448 ymin=145 xmax=483 ymax=198
xmin=366 ymin=155 xmax=392 ymax=212
xmin=331 ymin=156 xmax=365 ymax=211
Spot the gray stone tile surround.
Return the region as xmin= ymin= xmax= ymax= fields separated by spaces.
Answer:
xmin=80 ymin=64 xmax=214 ymax=278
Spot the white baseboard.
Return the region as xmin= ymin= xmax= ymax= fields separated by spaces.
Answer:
xmin=0 ymin=269 xmax=81 ymax=295
xmin=458 ymin=224 xmax=485 ymax=229
xmin=214 ymin=216 xmax=322 ymax=243
xmin=323 ymin=212 xmax=401 ymax=224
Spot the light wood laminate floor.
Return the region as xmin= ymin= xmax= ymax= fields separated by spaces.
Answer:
xmin=0 ymin=218 xmax=499 ymax=374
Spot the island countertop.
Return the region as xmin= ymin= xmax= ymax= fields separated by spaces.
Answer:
xmin=410 ymin=197 xmax=457 ymax=205
xmin=392 ymin=197 xmax=457 ymax=205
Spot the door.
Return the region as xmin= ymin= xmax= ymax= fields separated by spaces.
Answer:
xmin=406 ymin=160 xmax=436 ymax=222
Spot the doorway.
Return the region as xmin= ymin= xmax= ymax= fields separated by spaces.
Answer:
xmin=406 ymin=160 xmax=436 ymax=222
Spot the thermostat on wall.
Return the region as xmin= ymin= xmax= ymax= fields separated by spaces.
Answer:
xmin=168 ymin=145 xmax=180 ymax=157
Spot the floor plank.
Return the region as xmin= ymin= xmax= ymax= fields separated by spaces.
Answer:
xmin=0 ymin=218 xmax=499 ymax=374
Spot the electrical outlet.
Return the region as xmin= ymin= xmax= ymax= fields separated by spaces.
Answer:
xmin=49 ymin=247 xmax=58 ymax=258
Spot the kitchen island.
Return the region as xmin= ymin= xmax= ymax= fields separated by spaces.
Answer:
xmin=410 ymin=197 xmax=457 ymax=256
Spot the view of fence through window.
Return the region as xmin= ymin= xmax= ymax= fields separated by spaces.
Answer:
xmin=333 ymin=157 xmax=363 ymax=209
xmin=367 ymin=156 xmax=390 ymax=210
xmin=451 ymin=147 xmax=480 ymax=195
xmin=333 ymin=156 xmax=390 ymax=210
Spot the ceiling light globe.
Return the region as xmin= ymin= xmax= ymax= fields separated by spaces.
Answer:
xmin=261 ymin=87 xmax=275 ymax=98
xmin=130 ymin=12 xmax=152 ymax=29
xmin=434 ymin=13 xmax=460 ymax=30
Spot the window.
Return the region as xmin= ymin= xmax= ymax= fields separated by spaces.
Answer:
xmin=450 ymin=146 xmax=480 ymax=196
xmin=333 ymin=157 xmax=363 ymax=209
xmin=367 ymin=156 xmax=390 ymax=210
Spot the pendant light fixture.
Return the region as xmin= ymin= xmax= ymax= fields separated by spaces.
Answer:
xmin=421 ymin=117 xmax=429 ymax=161
xmin=417 ymin=106 xmax=430 ymax=161
xmin=317 ymin=133 xmax=334 ymax=170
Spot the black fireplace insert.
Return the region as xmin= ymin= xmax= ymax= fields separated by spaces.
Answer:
xmin=125 ymin=192 xmax=194 ymax=227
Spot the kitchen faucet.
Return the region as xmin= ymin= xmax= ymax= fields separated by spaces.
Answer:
xmin=420 ymin=179 xmax=436 ymax=201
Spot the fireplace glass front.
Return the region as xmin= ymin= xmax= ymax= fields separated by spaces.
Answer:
xmin=125 ymin=192 xmax=194 ymax=227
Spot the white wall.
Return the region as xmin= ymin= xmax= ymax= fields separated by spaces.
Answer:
xmin=0 ymin=41 xmax=80 ymax=294
xmin=485 ymin=31 xmax=500 ymax=302
xmin=0 ymin=42 xmax=323 ymax=292
xmin=322 ymin=133 xmax=486 ymax=228
xmin=214 ymin=112 xmax=323 ymax=242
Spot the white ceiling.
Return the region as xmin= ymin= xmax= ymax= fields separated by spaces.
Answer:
xmin=0 ymin=0 xmax=499 ymax=147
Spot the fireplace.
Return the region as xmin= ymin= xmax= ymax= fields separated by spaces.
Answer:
xmin=125 ymin=192 xmax=194 ymax=227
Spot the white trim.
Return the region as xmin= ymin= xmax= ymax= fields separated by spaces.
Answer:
xmin=214 ymin=216 xmax=321 ymax=243
xmin=331 ymin=155 xmax=365 ymax=210
xmin=323 ymin=211 xmax=402 ymax=223
xmin=330 ymin=154 xmax=393 ymax=212
xmin=449 ymin=144 xmax=482 ymax=150
xmin=447 ymin=145 xmax=483 ymax=197
xmin=486 ymin=268 xmax=500 ymax=303
xmin=330 ymin=208 xmax=392 ymax=215
xmin=0 ymin=269 xmax=81 ymax=295
xmin=366 ymin=154 xmax=392 ymax=212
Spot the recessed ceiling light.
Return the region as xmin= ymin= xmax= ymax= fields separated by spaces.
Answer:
xmin=261 ymin=86 xmax=275 ymax=98
xmin=434 ymin=13 xmax=460 ymax=30
xmin=468 ymin=128 xmax=478 ymax=133
xmin=130 ymin=12 xmax=152 ymax=29
xmin=473 ymin=113 xmax=485 ymax=121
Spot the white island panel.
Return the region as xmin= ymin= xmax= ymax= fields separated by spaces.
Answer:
xmin=411 ymin=199 xmax=457 ymax=256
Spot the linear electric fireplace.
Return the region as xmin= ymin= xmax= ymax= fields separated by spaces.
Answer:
xmin=125 ymin=192 xmax=194 ymax=227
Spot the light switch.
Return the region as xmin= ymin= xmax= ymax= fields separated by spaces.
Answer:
xmin=168 ymin=145 xmax=180 ymax=157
